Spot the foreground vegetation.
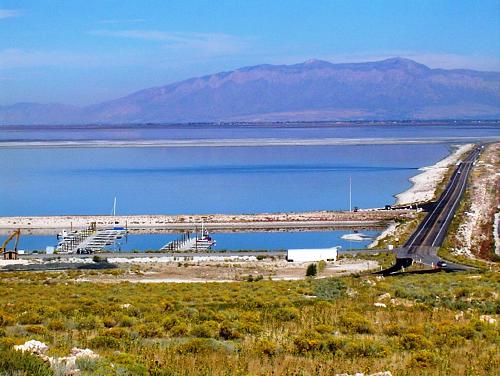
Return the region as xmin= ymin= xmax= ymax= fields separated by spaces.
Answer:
xmin=0 ymin=270 xmax=498 ymax=375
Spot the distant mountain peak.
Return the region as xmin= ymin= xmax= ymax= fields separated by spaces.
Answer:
xmin=379 ymin=57 xmax=430 ymax=70
xmin=1 ymin=57 xmax=499 ymax=125
xmin=304 ymin=58 xmax=328 ymax=64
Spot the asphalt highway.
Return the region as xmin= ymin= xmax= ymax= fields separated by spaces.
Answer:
xmin=380 ymin=145 xmax=482 ymax=274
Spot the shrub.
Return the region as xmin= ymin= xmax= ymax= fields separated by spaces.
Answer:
xmin=219 ymin=322 xmax=241 ymax=340
xmin=25 ymin=325 xmax=48 ymax=335
xmin=338 ymin=312 xmax=373 ymax=334
xmin=17 ymin=312 xmax=43 ymax=325
xmin=169 ymin=323 xmax=189 ymax=337
xmin=293 ymin=334 xmax=322 ymax=353
xmin=0 ymin=311 xmax=14 ymax=327
xmin=314 ymin=278 xmax=346 ymax=300
xmin=162 ymin=316 xmax=179 ymax=331
xmin=103 ymin=316 xmax=118 ymax=328
xmin=190 ymin=321 xmax=219 ymax=338
xmin=76 ymin=315 xmax=101 ymax=330
xmin=409 ymin=349 xmax=440 ymax=368
xmin=103 ymin=327 xmax=128 ymax=339
xmin=400 ymin=333 xmax=432 ymax=350
xmin=314 ymin=324 xmax=334 ymax=334
xmin=92 ymin=255 xmax=107 ymax=263
xmin=47 ymin=318 xmax=66 ymax=331
xmin=273 ymin=307 xmax=300 ymax=322
xmin=118 ymin=315 xmax=135 ymax=328
xmin=90 ymin=335 xmax=121 ymax=350
xmin=255 ymin=339 xmax=279 ymax=356
xmin=306 ymin=263 xmax=317 ymax=277
xmin=175 ymin=338 xmax=227 ymax=354
xmin=138 ymin=322 xmax=163 ymax=338
xmin=318 ymin=260 xmax=327 ymax=273
xmin=343 ymin=338 xmax=388 ymax=358
xmin=0 ymin=347 xmax=53 ymax=376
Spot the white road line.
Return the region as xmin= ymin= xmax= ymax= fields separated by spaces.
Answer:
xmin=407 ymin=148 xmax=478 ymax=248
xmin=406 ymin=165 xmax=463 ymax=248
xmin=431 ymin=161 xmax=473 ymax=247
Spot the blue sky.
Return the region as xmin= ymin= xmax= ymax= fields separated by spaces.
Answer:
xmin=1 ymin=0 xmax=499 ymax=106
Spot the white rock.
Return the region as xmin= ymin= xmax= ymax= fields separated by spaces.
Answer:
xmin=480 ymin=315 xmax=497 ymax=324
xmin=374 ymin=302 xmax=386 ymax=308
xmin=378 ymin=293 xmax=391 ymax=301
xmin=13 ymin=340 xmax=49 ymax=355
xmin=71 ymin=347 xmax=99 ymax=359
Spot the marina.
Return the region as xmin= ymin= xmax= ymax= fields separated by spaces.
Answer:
xmin=55 ymin=222 xmax=127 ymax=254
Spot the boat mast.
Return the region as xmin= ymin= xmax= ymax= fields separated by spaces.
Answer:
xmin=349 ymin=177 xmax=352 ymax=212
xmin=112 ymin=197 xmax=117 ymax=217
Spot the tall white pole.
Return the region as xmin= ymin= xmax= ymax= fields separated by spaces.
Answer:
xmin=349 ymin=177 xmax=352 ymax=212
xmin=113 ymin=197 xmax=116 ymax=216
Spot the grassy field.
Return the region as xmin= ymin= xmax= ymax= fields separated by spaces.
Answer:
xmin=0 ymin=270 xmax=498 ymax=375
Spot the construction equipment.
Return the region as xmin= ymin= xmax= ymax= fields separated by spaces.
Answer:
xmin=1 ymin=229 xmax=21 ymax=260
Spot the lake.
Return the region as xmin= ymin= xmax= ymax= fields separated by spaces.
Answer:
xmin=1 ymin=122 xmax=498 ymax=250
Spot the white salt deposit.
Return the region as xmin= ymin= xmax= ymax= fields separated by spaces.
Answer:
xmin=395 ymin=144 xmax=474 ymax=205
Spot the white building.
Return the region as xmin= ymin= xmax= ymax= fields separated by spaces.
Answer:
xmin=286 ymin=247 xmax=339 ymax=262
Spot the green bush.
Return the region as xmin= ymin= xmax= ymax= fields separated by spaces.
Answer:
xmin=90 ymin=335 xmax=121 ymax=350
xmin=17 ymin=312 xmax=43 ymax=325
xmin=0 ymin=311 xmax=14 ymax=327
xmin=76 ymin=315 xmax=102 ymax=330
xmin=255 ymin=339 xmax=279 ymax=356
xmin=0 ymin=347 xmax=54 ymax=375
xmin=273 ymin=307 xmax=300 ymax=322
xmin=399 ymin=333 xmax=432 ymax=350
xmin=47 ymin=318 xmax=66 ymax=331
xmin=409 ymin=349 xmax=440 ymax=368
xmin=190 ymin=321 xmax=219 ymax=338
xmin=138 ymin=322 xmax=163 ymax=338
xmin=169 ymin=323 xmax=189 ymax=337
xmin=306 ymin=263 xmax=317 ymax=277
xmin=219 ymin=322 xmax=241 ymax=340
xmin=343 ymin=338 xmax=388 ymax=358
xmin=25 ymin=325 xmax=48 ymax=335
xmin=339 ymin=312 xmax=373 ymax=334
xmin=318 ymin=260 xmax=327 ymax=273
xmin=314 ymin=278 xmax=346 ymax=300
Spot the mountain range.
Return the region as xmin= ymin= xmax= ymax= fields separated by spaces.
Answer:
xmin=2 ymin=57 xmax=499 ymax=125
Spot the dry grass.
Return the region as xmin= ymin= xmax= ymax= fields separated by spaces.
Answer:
xmin=0 ymin=270 xmax=498 ymax=375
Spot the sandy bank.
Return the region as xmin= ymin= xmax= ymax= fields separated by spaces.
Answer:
xmin=0 ymin=210 xmax=413 ymax=231
xmin=395 ymin=144 xmax=474 ymax=205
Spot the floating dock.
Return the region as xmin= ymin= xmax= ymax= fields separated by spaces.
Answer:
xmin=56 ymin=223 xmax=127 ymax=254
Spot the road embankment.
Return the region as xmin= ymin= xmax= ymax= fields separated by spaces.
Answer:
xmin=0 ymin=210 xmax=415 ymax=234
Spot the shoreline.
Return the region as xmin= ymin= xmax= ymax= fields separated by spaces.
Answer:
xmin=0 ymin=210 xmax=413 ymax=232
xmin=395 ymin=143 xmax=474 ymax=206
xmin=0 ymin=137 xmax=498 ymax=149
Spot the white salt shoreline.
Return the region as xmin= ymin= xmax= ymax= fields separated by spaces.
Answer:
xmin=395 ymin=144 xmax=474 ymax=206
xmin=0 ymin=137 xmax=497 ymax=149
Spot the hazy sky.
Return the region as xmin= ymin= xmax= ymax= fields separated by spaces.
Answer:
xmin=1 ymin=0 xmax=499 ymax=106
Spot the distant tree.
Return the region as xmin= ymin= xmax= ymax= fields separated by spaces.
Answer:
xmin=306 ymin=263 xmax=317 ymax=277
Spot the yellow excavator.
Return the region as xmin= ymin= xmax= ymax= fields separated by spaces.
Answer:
xmin=1 ymin=229 xmax=21 ymax=260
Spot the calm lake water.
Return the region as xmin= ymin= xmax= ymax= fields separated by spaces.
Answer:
xmin=1 ymin=123 xmax=498 ymax=250
xmin=18 ymin=230 xmax=379 ymax=252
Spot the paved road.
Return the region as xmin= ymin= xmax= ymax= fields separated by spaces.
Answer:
xmin=380 ymin=145 xmax=482 ymax=274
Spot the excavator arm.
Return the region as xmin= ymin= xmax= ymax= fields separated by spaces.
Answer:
xmin=1 ymin=229 xmax=21 ymax=253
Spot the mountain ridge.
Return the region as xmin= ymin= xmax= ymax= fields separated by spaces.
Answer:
xmin=2 ymin=57 xmax=499 ymax=125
